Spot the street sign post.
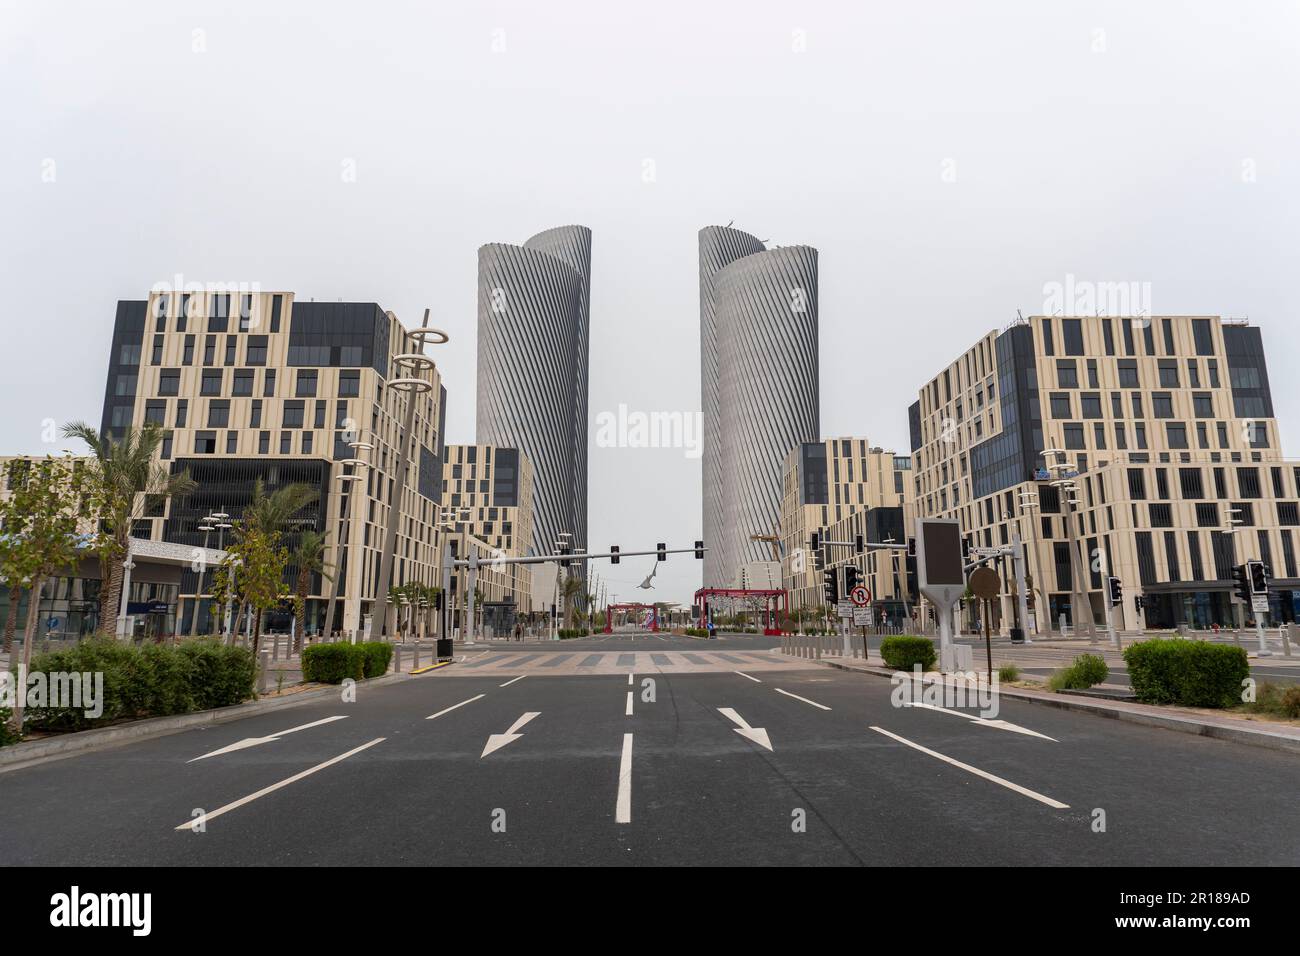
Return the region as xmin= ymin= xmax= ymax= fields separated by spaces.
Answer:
xmin=968 ymin=565 xmax=1001 ymax=682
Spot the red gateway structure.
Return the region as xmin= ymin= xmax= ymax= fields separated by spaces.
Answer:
xmin=692 ymin=588 xmax=788 ymax=636
xmin=604 ymin=602 xmax=660 ymax=633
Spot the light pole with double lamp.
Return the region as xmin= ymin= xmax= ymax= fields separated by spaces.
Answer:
xmin=1016 ymin=489 xmax=1048 ymax=637
xmin=373 ymin=313 xmax=448 ymax=640
xmin=322 ymin=439 xmax=372 ymax=643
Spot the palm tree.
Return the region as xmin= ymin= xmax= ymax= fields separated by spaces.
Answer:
xmin=291 ymin=530 xmax=331 ymax=652
xmin=561 ymin=575 xmax=584 ymax=630
xmin=61 ymin=421 xmax=196 ymax=637
xmin=235 ymin=479 xmax=318 ymax=651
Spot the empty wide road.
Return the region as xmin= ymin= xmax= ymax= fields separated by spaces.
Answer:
xmin=2 ymin=632 xmax=1297 ymax=866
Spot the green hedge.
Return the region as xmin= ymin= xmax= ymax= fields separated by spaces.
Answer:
xmin=879 ymin=635 xmax=937 ymax=671
xmin=557 ymin=628 xmax=593 ymax=639
xmin=17 ymin=638 xmax=255 ymax=732
xmin=1123 ymin=638 xmax=1249 ymax=708
xmin=1048 ymin=653 xmax=1109 ymax=691
xmin=300 ymin=641 xmax=393 ymax=684
xmin=683 ymin=627 xmax=709 ymax=637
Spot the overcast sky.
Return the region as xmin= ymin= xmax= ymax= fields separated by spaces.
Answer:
xmin=2 ymin=1 xmax=1298 ymax=605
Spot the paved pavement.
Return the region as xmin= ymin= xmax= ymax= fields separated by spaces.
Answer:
xmin=3 ymin=631 xmax=1299 ymax=866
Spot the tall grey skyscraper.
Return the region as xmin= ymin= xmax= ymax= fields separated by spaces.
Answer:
xmin=477 ymin=225 xmax=591 ymax=560
xmin=699 ymin=226 xmax=819 ymax=587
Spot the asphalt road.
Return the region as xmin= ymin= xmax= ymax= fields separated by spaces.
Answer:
xmin=3 ymin=632 xmax=1297 ymax=866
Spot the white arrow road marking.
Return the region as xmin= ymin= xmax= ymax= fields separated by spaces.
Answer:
xmin=499 ymin=674 xmax=527 ymax=687
xmin=870 ymin=726 xmax=1069 ymax=809
xmin=625 ymin=691 xmax=634 ymax=716
xmin=774 ymin=688 xmax=831 ymax=710
xmin=616 ymin=733 xmax=633 ymax=823
xmin=481 ymin=712 xmax=540 ymax=757
xmin=734 ymin=671 xmax=761 ymax=683
xmin=902 ymin=702 xmax=1057 ymax=741
xmin=426 ymin=694 xmax=485 ymax=721
xmin=175 ymin=737 xmax=385 ymax=830
xmin=188 ymin=715 xmax=349 ymax=762
xmin=717 ymin=707 xmax=772 ymax=751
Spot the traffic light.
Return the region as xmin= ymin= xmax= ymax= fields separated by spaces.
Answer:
xmin=810 ymin=532 xmax=821 ymax=553
xmin=1249 ymin=560 xmax=1269 ymax=595
xmin=560 ymin=544 xmax=572 ymax=568
xmin=907 ymin=537 xmax=916 ymax=558
xmin=961 ymin=538 xmax=971 ymax=563
xmin=610 ymin=545 xmax=620 ymax=564
xmin=694 ymin=540 xmax=704 ymax=560
xmin=812 ymin=547 xmax=824 ymax=572
xmin=434 ymin=590 xmax=443 ymax=611
xmin=844 ymin=565 xmax=859 ymax=592
xmin=1232 ymin=563 xmax=1251 ymax=604
xmin=823 ymin=567 xmax=839 ymax=605
xmin=656 ymin=542 xmax=666 ymax=562
xmin=854 ymin=533 xmax=864 ymax=554
xmin=1107 ymin=576 xmax=1123 ymax=607
xmin=1134 ymin=594 xmax=1144 ymax=612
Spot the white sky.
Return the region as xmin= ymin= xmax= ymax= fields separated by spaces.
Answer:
xmin=2 ymin=0 xmax=1298 ymax=605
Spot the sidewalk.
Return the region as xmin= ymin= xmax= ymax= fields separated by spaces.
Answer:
xmin=807 ymin=651 xmax=1300 ymax=756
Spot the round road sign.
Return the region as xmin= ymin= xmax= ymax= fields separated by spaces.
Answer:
xmin=850 ymin=585 xmax=871 ymax=606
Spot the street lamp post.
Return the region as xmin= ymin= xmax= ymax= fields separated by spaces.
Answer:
xmin=190 ymin=519 xmax=214 ymax=639
xmin=1017 ymin=490 xmax=1047 ymax=637
xmin=373 ymin=313 xmax=447 ymax=641
xmin=322 ymin=440 xmax=372 ymax=643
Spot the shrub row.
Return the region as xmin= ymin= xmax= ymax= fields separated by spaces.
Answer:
xmin=300 ymin=641 xmax=394 ymax=684
xmin=1047 ymin=653 xmax=1109 ymax=691
xmin=1244 ymin=681 xmax=1300 ymax=719
xmin=879 ymin=635 xmax=936 ymax=671
xmin=557 ymin=628 xmax=593 ymax=639
xmin=18 ymin=638 xmax=256 ymax=732
xmin=1123 ymin=638 xmax=1249 ymax=708
xmin=682 ymin=627 xmax=709 ymax=637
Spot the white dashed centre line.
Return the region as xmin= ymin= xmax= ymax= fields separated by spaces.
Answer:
xmin=625 ymin=691 xmax=634 ymax=716
xmin=616 ymin=733 xmax=633 ymax=823
xmin=774 ymin=687 xmax=831 ymax=711
xmin=734 ymin=671 xmax=761 ymax=683
xmin=426 ymin=694 xmax=485 ymax=720
xmin=499 ymin=674 xmax=527 ymax=687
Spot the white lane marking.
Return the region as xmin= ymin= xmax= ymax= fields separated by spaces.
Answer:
xmin=175 ymin=737 xmax=385 ymax=830
xmin=717 ymin=707 xmax=772 ymax=751
xmin=869 ymin=726 xmax=1069 ymax=809
xmin=627 ymin=672 xmax=634 ymax=686
xmin=616 ymin=733 xmax=633 ymax=823
xmin=734 ymin=671 xmax=761 ymax=683
xmin=481 ymin=712 xmax=540 ymax=757
xmin=774 ymin=687 xmax=831 ymax=711
xmin=902 ymin=702 xmax=1057 ymax=741
xmin=625 ymin=691 xmax=634 ymax=716
xmin=188 ymin=715 xmax=349 ymax=762
xmin=426 ymin=694 xmax=485 ymax=721
xmin=499 ymin=674 xmax=527 ymax=687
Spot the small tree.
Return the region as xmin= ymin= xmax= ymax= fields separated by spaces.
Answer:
xmin=0 ymin=457 xmax=91 ymax=733
xmin=291 ymin=530 xmax=331 ymax=652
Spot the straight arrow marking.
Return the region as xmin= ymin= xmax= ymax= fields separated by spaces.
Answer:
xmin=717 ymin=707 xmax=773 ymax=751
xmin=188 ymin=715 xmax=349 ymax=762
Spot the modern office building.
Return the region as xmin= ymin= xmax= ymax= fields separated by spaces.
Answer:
xmin=909 ymin=314 xmax=1300 ymax=631
xmin=98 ymin=290 xmax=447 ymax=638
xmin=440 ymin=443 xmax=537 ymax=635
xmin=699 ymin=225 xmax=820 ymax=588
xmin=778 ymin=438 xmax=914 ymax=613
xmin=476 ymin=226 xmax=591 ymax=565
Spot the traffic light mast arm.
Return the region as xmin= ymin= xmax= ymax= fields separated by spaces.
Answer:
xmin=451 ymin=546 xmax=706 ymax=569
xmin=819 ymin=539 xmax=907 ymax=551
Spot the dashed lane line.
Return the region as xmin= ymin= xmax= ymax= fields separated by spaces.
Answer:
xmin=774 ymin=687 xmax=831 ymax=711
xmin=426 ymin=694 xmax=485 ymax=720
xmin=616 ymin=733 xmax=633 ymax=823
xmin=734 ymin=671 xmax=762 ymax=683
xmin=499 ymin=675 xmax=527 ymax=688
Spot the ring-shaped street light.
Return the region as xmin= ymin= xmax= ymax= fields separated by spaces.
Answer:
xmin=408 ymin=327 xmax=450 ymax=347
xmin=388 ymin=377 xmax=433 ymax=394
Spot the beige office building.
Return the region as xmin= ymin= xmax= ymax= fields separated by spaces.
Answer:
xmin=908 ymin=315 xmax=1299 ymax=632
xmin=779 ymin=438 xmax=914 ymax=613
xmin=440 ymin=443 xmax=537 ymax=634
xmin=99 ymin=289 xmax=449 ymax=638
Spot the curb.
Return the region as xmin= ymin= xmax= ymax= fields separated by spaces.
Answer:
xmin=0 ymin=671 xmax=412 ymax=774
xmin=813 ymin=658 xmax=1300 ymax=757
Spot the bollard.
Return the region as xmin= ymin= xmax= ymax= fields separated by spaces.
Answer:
xmin=272 ymin=634 xmax=281 ymax=662
xmin=1280 ymin=625 xmax=1292 ymax=658
xmin=258 ymin=649 xmax=270 ymax=695
xmin=413 ymin=641 xmax=422 ymax=669
xmin=393 ymin=646 xmax=402 ymax=674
